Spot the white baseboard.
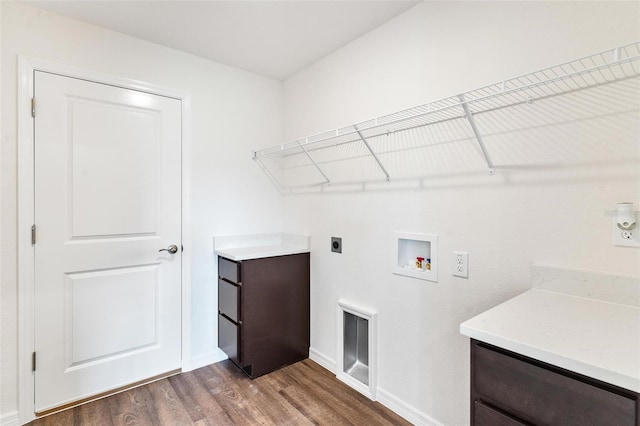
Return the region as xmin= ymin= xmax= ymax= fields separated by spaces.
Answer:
xmin=309 ymin=347 xmax=336 ymax=373
xmin=0 ymin=410 xmax=20 ymax=426
xmin=308 ymin=347 xmax=445 ymax=426
xmin=376 ymin=388 xmax=445 ymax=426
xmin=189 ymin=348 xmax=228 ymax=371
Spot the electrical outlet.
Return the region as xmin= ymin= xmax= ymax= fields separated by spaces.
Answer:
xmin=452 ymin=251 xmax=468 ymax=278
xmin=612 ymin=223 xmax=640 ymax=248
xmin=331 ymin=237 xmax=342 ymax=253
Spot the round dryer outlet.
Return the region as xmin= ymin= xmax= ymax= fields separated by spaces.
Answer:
xmin=331 ymin=237 xmax=342 ymax=253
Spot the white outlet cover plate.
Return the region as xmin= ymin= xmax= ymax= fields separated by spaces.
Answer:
xmin=612 ymin=220 xmax=640 ymax=248
xmin=611 ymin=212 xmax=640 ymax=247
xmin=452 ymin=251 xmax=469 ymax=278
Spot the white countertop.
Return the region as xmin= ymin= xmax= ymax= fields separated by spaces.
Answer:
xmin=213 ymin=233 xmax=310 ymax=261
xmin=460 ymin=288 xmax=640 ymax=392
xmin=215 ymin=244 xmax=309 ymax=261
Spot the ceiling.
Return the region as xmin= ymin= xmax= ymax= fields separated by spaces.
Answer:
xmin=26 ymin=0 xmax=419 ymax=80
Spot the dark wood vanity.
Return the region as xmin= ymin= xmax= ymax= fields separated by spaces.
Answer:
xmin=471 ymin=339 xmax=640 ymax=426
xmin=218 ymin=253 xmax=310 ymax=378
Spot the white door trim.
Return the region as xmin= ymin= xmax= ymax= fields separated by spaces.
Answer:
xmin=17 ymin=56 xmax=193 ymax=424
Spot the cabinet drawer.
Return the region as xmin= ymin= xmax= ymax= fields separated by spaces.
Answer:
xmin=474 ymin=401 xmax=526 ymax=426
xmin=218 ymin=278 xmax=240 ymax=323
xmin=473 ymin=343 xmax=637 ymax=426
xmin=218 ymin=256 xmax=240 ymax=283
xmin=218 ymin=314 xmax=240 ymax=366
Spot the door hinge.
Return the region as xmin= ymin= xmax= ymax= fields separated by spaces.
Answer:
xmin=31 ymin=97 xmax=36 ymax=117
xmin=31 ymin=225 xmax=36 ymax=245
xmin=32 ymin=352 xmax=36 ymax=372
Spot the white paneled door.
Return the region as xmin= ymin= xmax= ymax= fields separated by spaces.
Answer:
xmin=33 ymin=71 xmax=182 ymax=413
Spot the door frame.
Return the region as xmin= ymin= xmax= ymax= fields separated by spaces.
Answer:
xmin=17 ymin=56 xmax=193 ymax=423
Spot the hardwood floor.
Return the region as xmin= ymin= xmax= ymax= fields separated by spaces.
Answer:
xmin=30 ymin=359 xmax=411 ymax=425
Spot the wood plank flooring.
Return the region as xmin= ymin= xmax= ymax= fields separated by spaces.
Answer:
xmin=30 ymin=359 xmax=411 ymax=426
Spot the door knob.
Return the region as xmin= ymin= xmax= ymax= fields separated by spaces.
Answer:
xmin=159 ymin=244 xmax=178 ymax=254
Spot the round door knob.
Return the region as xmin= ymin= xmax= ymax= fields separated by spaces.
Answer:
xmin=159 ymin=244 xmax=178 ymax=254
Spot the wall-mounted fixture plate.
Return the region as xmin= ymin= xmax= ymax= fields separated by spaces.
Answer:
xmin=612 ymin=226 xmax=640 ymax=248
xmin=331 ymin=237 xmax=342 ymax=253
xmin=612 ymin=204 xmax=639 ymax=247
xmin=452 ymin=251 xmax=469 ymax=278
xmin=393 ymin=232 xmax=437 ymax=282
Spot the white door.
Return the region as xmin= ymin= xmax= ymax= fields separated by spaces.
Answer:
xmin=33 ymin=71 xmax=182 ymax=413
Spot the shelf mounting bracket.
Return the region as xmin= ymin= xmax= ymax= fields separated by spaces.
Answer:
xmin=253 ymin=155 xmax=287 ymax=194
xmin=298 ymin=141 xmax=331 ymax=185
xmin=354 ymin=126 xmax=390 ymax=181
xmin=458 ymin=94 xmax=495 ymax=175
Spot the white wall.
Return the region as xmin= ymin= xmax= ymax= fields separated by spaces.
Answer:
xmin=1 ymin=2 xmax=283 ymax=418
xmin=3 ymin=1 xmax=640 ymax=424
xmin=282 ymin=2 xmax=640 ymax=425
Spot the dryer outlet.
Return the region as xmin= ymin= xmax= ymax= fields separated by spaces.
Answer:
xmin=331 ymin=237 xmax=342 ymax=253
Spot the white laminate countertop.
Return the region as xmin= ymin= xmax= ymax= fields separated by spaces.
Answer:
xmin=215 ymin=244 xmax=310 ymax=261
xmin=213 ymin=233 xmax=310 ymax=261
xmin=460 ymin=288 xmax=640 ymax=393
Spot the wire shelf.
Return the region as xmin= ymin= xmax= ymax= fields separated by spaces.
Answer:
xmin=253 ymin=42 xmax=640 ymax=192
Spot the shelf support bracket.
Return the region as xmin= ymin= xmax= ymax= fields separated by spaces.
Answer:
xmin=252 ymin=153 xmax=287 ymax=194
xmin=354 ymin=127 xmax=390 ymax=181
xmin=298 ymin=141 xmax=331 ymax=185
xmin=458 ymin=94 xmax=495 ymax=175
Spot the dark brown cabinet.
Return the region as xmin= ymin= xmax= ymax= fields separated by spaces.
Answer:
xmin=218 ymin=253 xmax=310 ymax=378
xmin=470 ymin=339 xmax=640 ymax=426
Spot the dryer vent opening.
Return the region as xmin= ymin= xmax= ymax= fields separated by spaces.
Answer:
xmin=336 ymin=301 xmax=377 ymax=400
xmin=343 ymin=312 xmax=369 ymax=385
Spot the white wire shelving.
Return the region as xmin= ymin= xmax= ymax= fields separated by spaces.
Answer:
xmin=253 ymin=42 xmax=640 ymax=192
